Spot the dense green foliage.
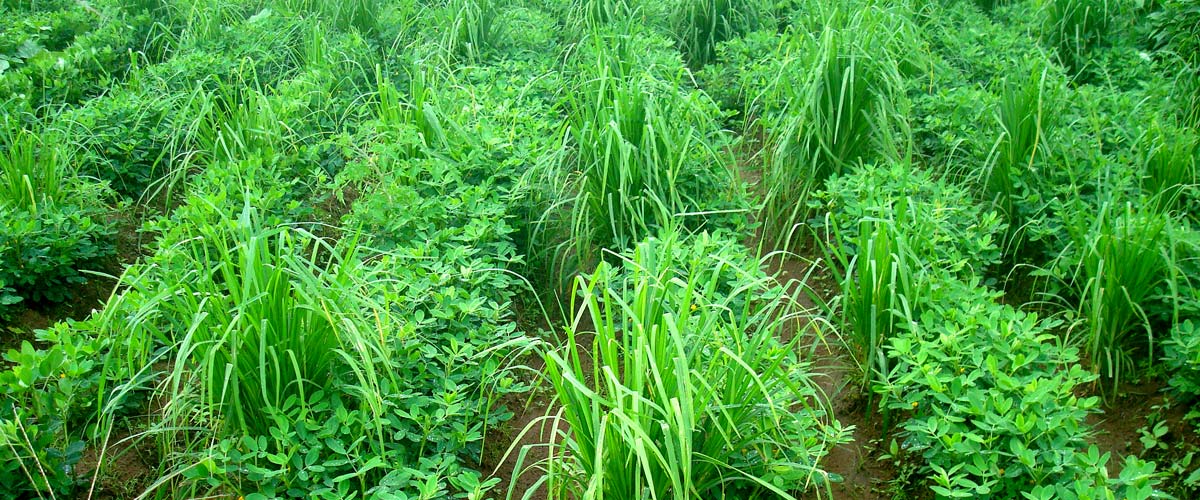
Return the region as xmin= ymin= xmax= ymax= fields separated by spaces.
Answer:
xmin=818 ymin=162 xmax=1006 ymax=276
xmin=0 ymin=325 xmax=105 ymax=498
xmin=1148 ymin=0 xmax=1199 ymax=124
xmin=2 ymin=0 xmax=1199 ymax=498
xmin=1166 ymin=320 xmax=1200 ymax=401
xmin=880 ymin=276 xmax=1159 ymax=498
xmin=0 ymin=128 xmax=114 ymax=309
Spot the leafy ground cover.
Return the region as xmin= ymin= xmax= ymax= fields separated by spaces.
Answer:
xmin=2 ymin=0 xmax=1199 ymax=499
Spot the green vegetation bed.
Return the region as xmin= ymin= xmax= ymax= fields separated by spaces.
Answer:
xmin=1 ymin=0 xmax=1198 ymax=498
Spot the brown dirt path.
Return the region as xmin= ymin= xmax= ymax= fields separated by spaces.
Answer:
xmin=763 ymin=250 xmax=895 ymax=500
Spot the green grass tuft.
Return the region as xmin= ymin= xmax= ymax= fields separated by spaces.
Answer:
xmin=523 ymin=231 xmax=847 ymax=499
xmin=761 ymin=22 xmax=897 ymax=249
xmin=0 ymin=128 xmax=64 ymax=214
xmin=1041 ymin=0 xmax=1115 ymax=75
xmin=1070 ymin=203 xmax=1173 ymax=394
